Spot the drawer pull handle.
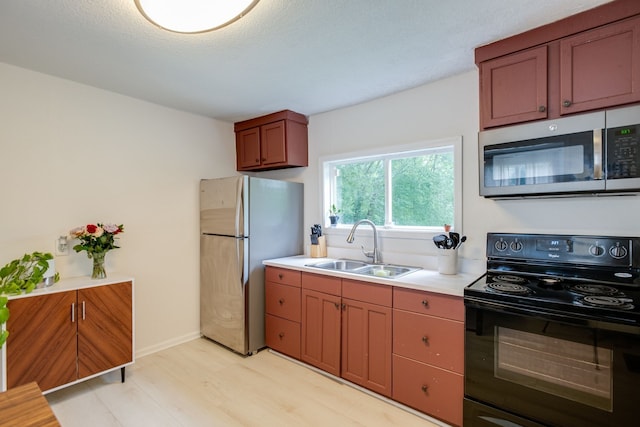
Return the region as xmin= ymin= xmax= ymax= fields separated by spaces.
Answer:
xmin=422 ymin=336 xmax=429 ymax=344
xmin=421 ymin=385 xmax=428 ymax=393
xmin=279 ymin=298 xmax=285 ymax=305
xmin=421 ymin=299 xmax=429 ymax=307
xmin=71 ymin=303 xmax=75 ymax=323
xmin=278 ymin=273 xmax=283 ymax=279
xmin=278 ymin=332 xmax=285 ymax=339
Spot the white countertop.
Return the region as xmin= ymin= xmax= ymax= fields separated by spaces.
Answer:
xmin=263 ymin=256 xmax=480 ymax=297
xmin=6 ymin=274 xmax=135 ymax=300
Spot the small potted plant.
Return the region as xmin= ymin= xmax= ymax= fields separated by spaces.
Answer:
xmin=0 ymin=252 xmax=55 ymax=348
xmin=328 ymin=204 xmax=341 ymax=227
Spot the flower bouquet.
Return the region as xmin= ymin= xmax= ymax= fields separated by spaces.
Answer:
xmin=70 ymin=223 xmax=124 ymax=279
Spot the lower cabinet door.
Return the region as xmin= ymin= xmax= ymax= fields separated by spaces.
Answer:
xmin=265 ymin=314 xmax=300 ymax=359
xmin=6 ymin=291 xmax=77 ymax=391
xmin=301 ymin=289 xmax=341 ymax=376
xmin=392 ymin=354 xmax=463 ymax=427
xmin=77 ymin=282 xmax=133 ymax=379
xmin=341 ymin=298 xmax=392 ymax=397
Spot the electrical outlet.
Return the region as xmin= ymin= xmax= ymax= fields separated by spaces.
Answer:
xmin=55 ymin=236 xmax=69 ymax=256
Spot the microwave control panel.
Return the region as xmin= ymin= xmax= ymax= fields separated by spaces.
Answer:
xmin=607 ymin=124 xmax=639 ymax=179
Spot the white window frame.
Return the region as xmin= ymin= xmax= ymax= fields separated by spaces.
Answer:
xmin=320 ymin=136 xmax=463 ymax=238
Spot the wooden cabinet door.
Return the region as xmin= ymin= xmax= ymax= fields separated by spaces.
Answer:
xmin=300 ymin=289 xmax=341 ymax=376
xmin=77 ymin=282 xmax=133 ymax=379
xmin=341 ymin=298 xmax=392 ymax=397
xmin=560 ymin=17 xmax=640 ymax=115
xmin=236 ymin=127 xmax=261 ymax=170
xmin=480 ymin=45 xmax=548 ymax=128
xmin=260 ymin=120 xmax=287 ymax=166
xmin=6 ymin=291 xmax=77 ymax=391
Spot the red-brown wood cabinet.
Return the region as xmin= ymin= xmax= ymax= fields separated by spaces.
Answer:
xmin=234 ymin=110 xmax=308 ymax=171
xmin=300 ymin=273 xmax=341 ymax=376
xmin=477 ymin=1 xmax=640 ymax=129
xmin=341 ymin=279 xmax=392 ymax=397
xmin=392 ymin=287 xmax=464 ymax=427
xmin=264 ymin=267 xmax=302 ymax=359
xmin=264 ymin=266 xmax=464 ymax=424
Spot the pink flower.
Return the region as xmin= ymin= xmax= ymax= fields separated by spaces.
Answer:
xmin=103 ymin=223 xmax=120 ymax=233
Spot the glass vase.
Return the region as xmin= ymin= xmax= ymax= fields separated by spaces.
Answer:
xmin=91 ymin=251 xmax=107 ymax=279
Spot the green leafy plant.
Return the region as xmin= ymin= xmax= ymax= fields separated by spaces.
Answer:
xmin=328 ymin=204 xmax=341 ymax=216
xmin=0 ymin=252 xmax=54 ymax=347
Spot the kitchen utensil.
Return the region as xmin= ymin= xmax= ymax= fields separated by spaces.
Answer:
xmin=433 ymin=234 xmax=447 ymax=249
xmin=449 ymin=232 xmax=460 ymax=249
xmin=455 ymin=235 xmax=467 ymax=249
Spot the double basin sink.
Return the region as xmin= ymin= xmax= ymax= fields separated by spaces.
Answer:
xmin=306 ymin=259 xmax=420 ymax=279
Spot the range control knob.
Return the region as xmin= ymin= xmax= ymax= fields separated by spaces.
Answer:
xmin=589 ymin=245 xmax=605 ymax=257
xmin=510 ymin=241 xmax=523 ymax=252
xmin=609 ymin=244 xmax=628 ymax=259
xmin=494 ymin=240 xmax=508 ymax=251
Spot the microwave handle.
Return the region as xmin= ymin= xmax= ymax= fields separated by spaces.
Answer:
xmin=593 ymin=128 xmax=603 ymax=180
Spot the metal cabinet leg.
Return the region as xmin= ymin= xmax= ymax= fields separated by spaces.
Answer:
xmin=121 ymin=366 xmax=126 ymax=383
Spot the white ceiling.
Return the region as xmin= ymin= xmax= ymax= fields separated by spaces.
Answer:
xmin=0 ymin=0 xmax=612 ymax=123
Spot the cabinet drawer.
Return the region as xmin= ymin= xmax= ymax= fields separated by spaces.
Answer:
xmin=393 ymin=309 xmax=463 ymax=373
xmin=301 ymin=272 xmax=341 ymax=296
xmin=265 ymin=282 xmax=301 ymax=321
xmin=265 ymin=266 xmax=301 ymax=287
xmin=393 ymin=354 xmax=463 ymax=427
xmin=342 ymin=279 xmax=392 ymax=307
xmin=393 ymin=287 xmax=463 ymax=321
xmin=265 ymin=315 xmax=300 ymax=359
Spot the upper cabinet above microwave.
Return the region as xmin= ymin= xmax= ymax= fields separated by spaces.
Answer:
xmin=477 ymin=0 xmax=640 ymax=130
xmin=234 ymin=110 xmax=308 ymax=172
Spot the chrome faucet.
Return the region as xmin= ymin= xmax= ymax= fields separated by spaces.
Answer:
xmin=346 ymin=219 xmax=382 ymax=264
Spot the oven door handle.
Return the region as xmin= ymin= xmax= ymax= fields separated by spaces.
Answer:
xmin=464 ymin=297 xmax=639 ymax=334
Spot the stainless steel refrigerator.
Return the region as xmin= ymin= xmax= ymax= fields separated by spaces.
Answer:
xmin=200 ymin=176 xmax=303 ymax=355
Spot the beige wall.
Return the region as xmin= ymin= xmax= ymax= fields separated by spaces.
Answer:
xmin=0 ymin=62 xmax=236 ymax=355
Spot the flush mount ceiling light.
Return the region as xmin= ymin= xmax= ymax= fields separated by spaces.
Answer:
xmin=135 ymin=0 xmax=260 ymax=34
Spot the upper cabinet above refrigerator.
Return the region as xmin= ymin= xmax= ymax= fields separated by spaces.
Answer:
xmin=234 ymin=110 xmax=308 ymax=172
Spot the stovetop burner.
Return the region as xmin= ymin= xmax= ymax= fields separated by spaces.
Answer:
xmin=494 ymin=275 xmax=528 ymax=284
xmin=571 ymin=284 xmax=619 ymax=296
xmin=580 ymin=295 xmax=634 ymax=310
xmin=487 ymin=282 xmax=531 ymax=295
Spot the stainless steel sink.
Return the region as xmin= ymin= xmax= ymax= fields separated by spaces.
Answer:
xmin=306 ymin=259 xmax=420 ymax=279
xmin=355 ymin=265 xmax=418 ymax=278
xmin=307 ymin=259 xmax=369 ymax=271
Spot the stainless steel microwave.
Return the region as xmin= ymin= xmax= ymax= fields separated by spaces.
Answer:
xmin=479 ymin=104 xmax=640 ymax=198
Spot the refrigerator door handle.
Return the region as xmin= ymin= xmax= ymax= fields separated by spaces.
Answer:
xmin=234 ymin=177 xmax=244 ymax=237
xmin=238 ymin=237 xmax=247 ymax=288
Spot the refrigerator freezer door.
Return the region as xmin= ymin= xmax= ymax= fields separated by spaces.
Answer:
xmin=200 ymin=234 xmax=248 ymax=354
xmin=200 ymin=176 xmax=247 ymax=237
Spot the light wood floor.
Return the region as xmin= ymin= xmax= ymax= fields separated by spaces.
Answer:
xmin=46 ymin=338 xmax=444 ymax=426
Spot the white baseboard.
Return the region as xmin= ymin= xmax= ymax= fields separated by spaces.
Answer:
xmin=135 ymin=331 xmax=202 ymax=358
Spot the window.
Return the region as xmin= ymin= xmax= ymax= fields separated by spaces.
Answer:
xmin=322 ymin=137 xmax=462 ymax=231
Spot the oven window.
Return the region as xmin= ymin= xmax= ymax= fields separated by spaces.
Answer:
xmin=494 ymin=327 xmax=612 ymax=411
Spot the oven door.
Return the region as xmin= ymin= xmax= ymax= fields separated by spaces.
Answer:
xmin=465 ymin=299 xmax=640 ymax=427
xmin=480 ymin=111 xmax=605 ymax=197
